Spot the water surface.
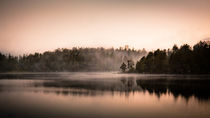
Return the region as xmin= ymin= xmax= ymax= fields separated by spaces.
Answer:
xmin=0 ymin=72 xmax=210 ymax=118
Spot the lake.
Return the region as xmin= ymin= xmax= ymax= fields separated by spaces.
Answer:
xmin=0 ymin=72 xmax=210 ymax=118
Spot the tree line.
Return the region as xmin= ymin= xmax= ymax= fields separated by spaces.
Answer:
xmin=135 ymin=41 xmax=210 ymax=74
xmin=0 ymin=47 xmax=146 ymax=72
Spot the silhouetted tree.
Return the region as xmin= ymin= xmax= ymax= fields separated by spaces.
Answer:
xmin=192 ymin=41 xmax=210 ymax=73
xmin=0 ymin=53 xmax=18 ymax=72
xmin=120 ymin=62 xmax=127 ymax=72
xmin=136 ymin=56 xmax=146 ymax=73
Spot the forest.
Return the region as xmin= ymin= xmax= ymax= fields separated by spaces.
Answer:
xmin=1 ymin=41 xmax=209 ymax=74
xmin=135 ymin=41 xmax=210 ymax=74
xmin=0 ymin=46 xmax=146 ymax=72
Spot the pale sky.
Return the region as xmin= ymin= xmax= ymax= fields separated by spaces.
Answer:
xmin=0 ymin=0 xmax=210 ymax=55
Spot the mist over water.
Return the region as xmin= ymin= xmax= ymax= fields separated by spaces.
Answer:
xmin=0 ymin=72 xmax=210 ymax=118
xmin=0 ymin=47 xmax=147 ymax=72
xmin=1 ymin=0 xmax=210 ymax=117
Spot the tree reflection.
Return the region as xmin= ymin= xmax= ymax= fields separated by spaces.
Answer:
xmin=33 ymin=76 xmax=210 ymax=102
xmin=136 ymin=79 xmax=210 ymax=101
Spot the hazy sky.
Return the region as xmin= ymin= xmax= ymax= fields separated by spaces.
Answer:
xmin=0 ymin=0 xmax=210 ymax=55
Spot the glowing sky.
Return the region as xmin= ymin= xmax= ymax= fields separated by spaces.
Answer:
xmin=0 ymin=0 xmax=210 ymax=55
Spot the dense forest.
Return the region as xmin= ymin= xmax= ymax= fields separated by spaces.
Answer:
xmin=1 ymin=41 xmax=209 ymax=74
xmin=0 ymin=46 xmax=146 ymax=72
xmin=135 ymin=41 xmax=210 ymax=74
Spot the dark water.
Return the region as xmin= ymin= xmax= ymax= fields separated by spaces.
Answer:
xmin=0 ymin=72 xmax=210 ymax=118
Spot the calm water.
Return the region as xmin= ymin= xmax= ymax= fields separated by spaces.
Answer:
xmin=0 ymin=72 xmax=210 ymax=118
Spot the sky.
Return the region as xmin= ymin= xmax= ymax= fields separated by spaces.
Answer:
xmin=0 ymin=0 xmax=210 ymax=55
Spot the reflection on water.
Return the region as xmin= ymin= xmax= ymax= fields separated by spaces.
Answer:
xmin=0 ymin=72 xmax=210 ymax=118
xmin=137 ymin=79 xmax=210 ymax=101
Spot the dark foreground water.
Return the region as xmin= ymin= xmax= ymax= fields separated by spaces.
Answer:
xmin=0 ymin=72 xmax=210 ymax=118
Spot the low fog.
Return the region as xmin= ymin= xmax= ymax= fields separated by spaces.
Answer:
xmin=0 ymin=46 xmax=147 ymax=72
